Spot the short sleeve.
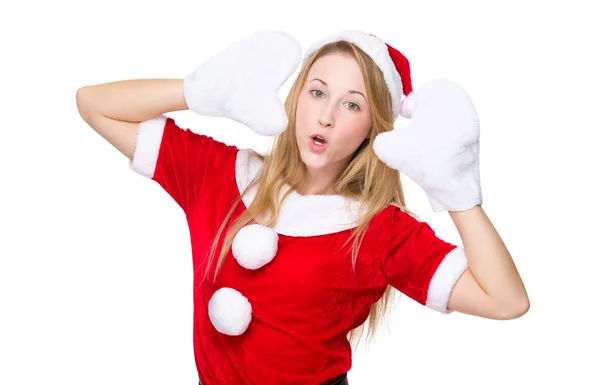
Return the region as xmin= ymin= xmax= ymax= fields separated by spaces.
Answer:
xmin=381 ymin=208 xmax=468 ymax=314
xmin=128 ymin=115 xmax=239 ymax=213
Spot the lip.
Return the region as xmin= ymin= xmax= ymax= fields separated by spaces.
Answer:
xmin=309 ymin=136 xmax=328 ymax=153
xmin=310 ymin=133 xmax=328 ymax=144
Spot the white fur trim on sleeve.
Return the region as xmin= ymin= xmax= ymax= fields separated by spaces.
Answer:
xmin=128 ymin=115 xmax=168 ymax=178
xmin=426 ymin=247 xmax=468 ymax=314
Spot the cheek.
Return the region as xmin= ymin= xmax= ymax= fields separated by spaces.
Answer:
xmin=295 ymin=95 xmax=312 ymax=130
xmin=340 ymin=115 xmax=371 ymax=147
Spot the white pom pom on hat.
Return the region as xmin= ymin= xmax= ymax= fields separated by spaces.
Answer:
xmin=302 ymin=29 xmax=415 ymax=120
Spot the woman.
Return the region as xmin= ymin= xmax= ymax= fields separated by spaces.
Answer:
xmin=76 ymin=30 xmax=529 ymax=385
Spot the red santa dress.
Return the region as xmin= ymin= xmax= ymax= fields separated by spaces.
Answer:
xmin=129 ymin=115 xmax=469 ymax=385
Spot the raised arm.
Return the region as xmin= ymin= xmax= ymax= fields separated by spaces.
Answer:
xmin=75 ymin=79 xmax=188 ymax=160
xmin=75 ymin=30 xmax=303 ymax=162
xmin=446 ymin=206 xmax=529 ymax=319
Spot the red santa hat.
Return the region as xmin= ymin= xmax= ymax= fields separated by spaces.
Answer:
xmin=301 ymin=30 xmax=416 ymax=120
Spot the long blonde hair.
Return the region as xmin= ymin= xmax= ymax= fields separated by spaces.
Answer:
xmin=202 ymin=40 xmax=417 ymax=348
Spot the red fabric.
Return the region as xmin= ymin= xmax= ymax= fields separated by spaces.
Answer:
xmin=150 ymin=118 xmax=457 ymax=385
xmin=382 ymin=213 xmax=458 ymax=305
xmin=367 ymin=33 xmax=413 ymax=96
xmin=385 ymin=43 xmax=413 ymax=96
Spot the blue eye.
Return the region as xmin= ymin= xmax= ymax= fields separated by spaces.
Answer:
xmin=310 ymin=89 xmax=360 ymax=111
xmin=310 ymin=89 xmax=324 ymax=98
xmin=346 ymin=102 xmax=359 ymax=111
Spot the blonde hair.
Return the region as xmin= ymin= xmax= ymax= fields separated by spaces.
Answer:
xmin=201 ymin=40 xmax=418 ymax=348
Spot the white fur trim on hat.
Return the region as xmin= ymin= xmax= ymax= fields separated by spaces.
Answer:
xmin=208 ymin=287 xmax=252 ymax=336
xmin=232 ymin=224 xmax=279 ymax=269
xmin=426 ymin=247 xmax=469 ymax=314
xmin=302 ymin=30 xmax=403 ymax=119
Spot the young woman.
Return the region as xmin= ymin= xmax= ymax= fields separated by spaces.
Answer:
xmin=76 ymin=30 xmax=529 ymax=385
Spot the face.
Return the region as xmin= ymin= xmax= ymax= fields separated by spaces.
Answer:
xmin=295 ymin=53 xmax=373 ymax=179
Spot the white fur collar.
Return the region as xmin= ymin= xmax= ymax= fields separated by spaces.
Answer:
xmin=235 ymin=149 xmax=364 ymax=236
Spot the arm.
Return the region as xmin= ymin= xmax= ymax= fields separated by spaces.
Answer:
xmin=76 ymin=79 xmax=188 ymax=160
xmin=76 ymin=31 xmax=302 ymax=161
xmin=76 ymin=30 xmax=303 ymax=161
xmin=374 ymin=79 xmax=529 ymax=320
xmin=447 ymin=205 xmax=529 ymax=319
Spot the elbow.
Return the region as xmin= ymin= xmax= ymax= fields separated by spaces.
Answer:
xmin=76 ymin=86 xmax=96 ymax=123
xmin=76 ymin=86 xmax=92 ymax=106
xmin=76 ymin=87 xmax=89 ymax=114
xmin=76 ymin=86 xmax=87 ymax=101
xmin=495 ymin=297 xmax=530 ymax=320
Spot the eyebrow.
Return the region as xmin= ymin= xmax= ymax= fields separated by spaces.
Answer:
xmin=310 ymin=78 xmax=366 ymax=100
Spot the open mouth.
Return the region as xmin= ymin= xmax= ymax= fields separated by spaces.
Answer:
xmin=311 ymin=135 xmax=327 ymax=146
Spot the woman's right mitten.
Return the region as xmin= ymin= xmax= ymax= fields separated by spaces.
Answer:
xmin=183 ymin=30 xmax=302 ymax=136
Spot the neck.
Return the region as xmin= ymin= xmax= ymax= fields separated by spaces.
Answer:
xmin=296 ymin=169 xmax=338 ymax=196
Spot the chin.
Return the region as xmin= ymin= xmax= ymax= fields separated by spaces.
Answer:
xmin=299 ymin=150 xmax=329 ymax=169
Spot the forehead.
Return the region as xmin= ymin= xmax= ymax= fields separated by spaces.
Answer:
xmin=307 ymin=53 xmax=366 ymax=92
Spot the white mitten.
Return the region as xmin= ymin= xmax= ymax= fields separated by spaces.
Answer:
xmin=183 ymin=30 xmax=302 ymax=136
xmin=373 ymin=78 xmax=482 ymax=212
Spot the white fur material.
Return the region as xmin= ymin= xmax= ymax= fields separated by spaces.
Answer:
xmin=128 ymin=115 xmax=168 ymax=178
xmin=235 ymin=149 xmax=364 ymax=237
xmin=426 ymin=247 xmax=469 ymax=314
xmin=183 ymin=30 xmax=302 ymax=136
xmin=208 ymin=287 xmax=252 ymax=336
xmin=232 ymin=224 xmax=279 ymax=269
xmin=373 ymin=78 xmax=483 ymax=212
xmin=399 ymin=92 xmax=415 ymax=119
xmin=302 ymin=30 xmax=404 ymax=120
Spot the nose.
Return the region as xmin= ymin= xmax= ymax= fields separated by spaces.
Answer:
xmin=318 ymin=102 xmax=335 ymax=128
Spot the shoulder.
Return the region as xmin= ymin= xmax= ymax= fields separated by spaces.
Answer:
xmin=378 ymin=204 xmax=423 ymax=227
xmin=371 ymin=204 xmax=434 ymax=249
xmin=234 ymin=148 xmax=266 ymax=195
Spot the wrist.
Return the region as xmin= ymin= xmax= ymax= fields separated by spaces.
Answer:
xmin=425 ymin=175 xmax=482 ymax=212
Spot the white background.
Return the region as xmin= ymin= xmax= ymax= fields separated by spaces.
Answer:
xmin=1 ymin=0 xmax=598 ymax=384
